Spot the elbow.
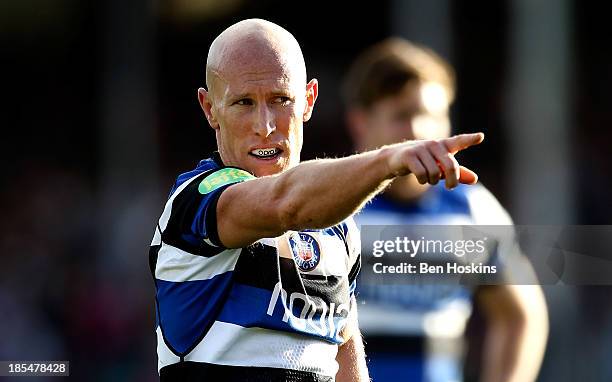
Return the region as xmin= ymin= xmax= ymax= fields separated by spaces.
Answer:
xmin=271 ymin=171 xmax=315 ymax=232
xmin=278 ymin=198 xmax=300 ymax=232
xmin=277 ymin=194 xmax=320 ymax=232
xmin=277 ymin=194 xmax=317 ymax=232
xmin=271 ymin=174 xmax=304 ymax=232
xmin=503 ymin=285 xmax=549 ymax=340
xmin=513 ymin=285 xmax=549 ymax=337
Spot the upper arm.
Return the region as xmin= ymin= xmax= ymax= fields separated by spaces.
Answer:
xmin=215 ymin=173 xmax=291 ymax=248
xmin=162 ymin=167 xmax=285 ymax=252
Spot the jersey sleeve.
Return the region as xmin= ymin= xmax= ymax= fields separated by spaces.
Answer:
xmin=161 ymin=167 xmax=255 ymax=255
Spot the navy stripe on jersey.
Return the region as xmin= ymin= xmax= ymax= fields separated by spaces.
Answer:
xmin=217 ymin=283 xmax=349 ymax=344
xmin=348 ymin=251 xmax=361 ymax=286
xmin=156 ymin=271 xmax=234 ymax=355
xmin=160 ymin=361 xmax=333 ymax=382
xmin=163 ymin=172 xmax=230 ymax=255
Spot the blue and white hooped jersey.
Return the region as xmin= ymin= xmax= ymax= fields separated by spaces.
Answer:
xmin=354 ymin=183 xmax=513 ymax=337
xmin=149 ymin=153 xmax=361 ymax=380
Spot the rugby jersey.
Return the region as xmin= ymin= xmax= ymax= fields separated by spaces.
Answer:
xmin=354 ymin=183 xmax=514 ymax=382
xmin=149 ymin=153 xmax=361 ymax=381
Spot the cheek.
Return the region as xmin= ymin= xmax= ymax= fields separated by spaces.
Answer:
xmin=221 ymin=110 xmax=251 ymax=134
xmin=218 ymin=113 xmax=248 ymax=152
xmin=369 ymin=120 xmax=405 ymax=143
xmin=290 ymin=118 xmax=303 ymax=144
xmin=284 ymin=114 xmax=304 ymax=151
xmin=275 ymin=108 xmax=299 ymax=132
xmin=393 ymin=122 xmax=416 ymax=140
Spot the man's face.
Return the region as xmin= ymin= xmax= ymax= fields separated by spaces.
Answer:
xmin=357 ymin=80 xmax=451 ymax=150
xmin=201 ymin=56 xmax=316 ymax=177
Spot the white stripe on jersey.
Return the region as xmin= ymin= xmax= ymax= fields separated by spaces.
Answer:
xmin=156 ymin=326 xmax=180 ymax=371
xmin=155 ymin=243 xmax=241 ymax=282
xmin=181 ymin=321 xmax=339 ymax=377
xmin=151 ymin=225 xmax=162 ymax=246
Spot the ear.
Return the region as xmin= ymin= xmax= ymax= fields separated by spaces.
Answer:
xmin=198 ymin=87 xmax=219 ymax=129
xmin=302 ymin=79 xmax=318 ymax=122
xmin=345 ymin=108 xmax=368 ymax=150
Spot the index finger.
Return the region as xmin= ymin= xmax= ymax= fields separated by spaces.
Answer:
xmin=442 ymin=133 xmax=485 ymax=154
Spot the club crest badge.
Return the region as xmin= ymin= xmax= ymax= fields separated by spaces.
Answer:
xmin=288 ymin=232 xmax=321 ymax=272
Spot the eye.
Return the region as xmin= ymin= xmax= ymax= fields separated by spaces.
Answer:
xmin=274 ymin=96 xmax=293 ymax=105
xmin=233 ymin=98 xmax=253 ymax=106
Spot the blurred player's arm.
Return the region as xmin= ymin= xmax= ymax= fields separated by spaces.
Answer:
xmin=336 ymin=299 xmax=370 ymax=382
xmin=477 ymin=284 xmax=549 ymax=382
xmin=218 ymin=133 xmax=484 ymax=248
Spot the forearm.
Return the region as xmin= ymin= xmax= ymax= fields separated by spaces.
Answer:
xmin=479 ymin=285 xmax=549 ymax=382
xmin=335 ymin=306 xmax=370 ymax=382
xmin=275 ymin=148 xmax=393 ymax=231
xmin=480 ymin=316 xmax=522 ymax=382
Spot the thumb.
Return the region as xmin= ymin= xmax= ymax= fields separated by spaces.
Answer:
xmin=459 ymin=166 xmax=478 ymax=185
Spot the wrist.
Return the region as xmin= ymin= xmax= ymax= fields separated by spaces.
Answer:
xmin=376 ymin=145 xmax=401 ymax=179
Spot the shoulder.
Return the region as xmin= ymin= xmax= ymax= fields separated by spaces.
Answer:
xmin=463 ymin=183 xmax=513 ymax=225
xmin=169 ymin=157 xmax=220 ymax=196
xmin=169 ymin=155 xmax=254 ymax=198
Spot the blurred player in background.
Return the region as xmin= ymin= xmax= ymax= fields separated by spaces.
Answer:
xmin=343 ymin=38 xmax=549 ymax=382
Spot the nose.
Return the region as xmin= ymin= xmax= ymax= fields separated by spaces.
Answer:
xmin=253 ymin=103 xmax=276 ymax=138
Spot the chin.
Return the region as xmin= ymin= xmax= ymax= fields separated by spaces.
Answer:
xmin=251 ymin=164 xmax=285 ymax=177
xmin=248 ymin=156 xmax=293 ymax=177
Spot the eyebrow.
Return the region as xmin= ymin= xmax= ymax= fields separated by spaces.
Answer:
xmin=229 ymin=89 xmax=294 ymax=102
xmin=230 ymin=93 xmax=251 ymax=101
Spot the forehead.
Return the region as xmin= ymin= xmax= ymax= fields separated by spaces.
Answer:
xmin=222 ymin=64 xmax=296 ymax=95
xmin=211 ymin=40 xmax=305 ymax=97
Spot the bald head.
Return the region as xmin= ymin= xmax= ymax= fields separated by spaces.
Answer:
xmin=206 ymin=19 xmax=306 ymax=94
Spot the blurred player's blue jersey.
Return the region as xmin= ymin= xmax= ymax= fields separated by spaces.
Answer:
xmin=354 ymin=183 xmax=512 ymax=382
xmin=149 ymin=153 xmax=361 ymax=381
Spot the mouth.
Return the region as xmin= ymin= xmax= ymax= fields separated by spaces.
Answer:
xmin=248 ymin=147 xmax=283 ymax=161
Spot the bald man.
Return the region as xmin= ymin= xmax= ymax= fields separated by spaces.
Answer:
xmin=149 ymin=19 xmax=484 ymax=382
